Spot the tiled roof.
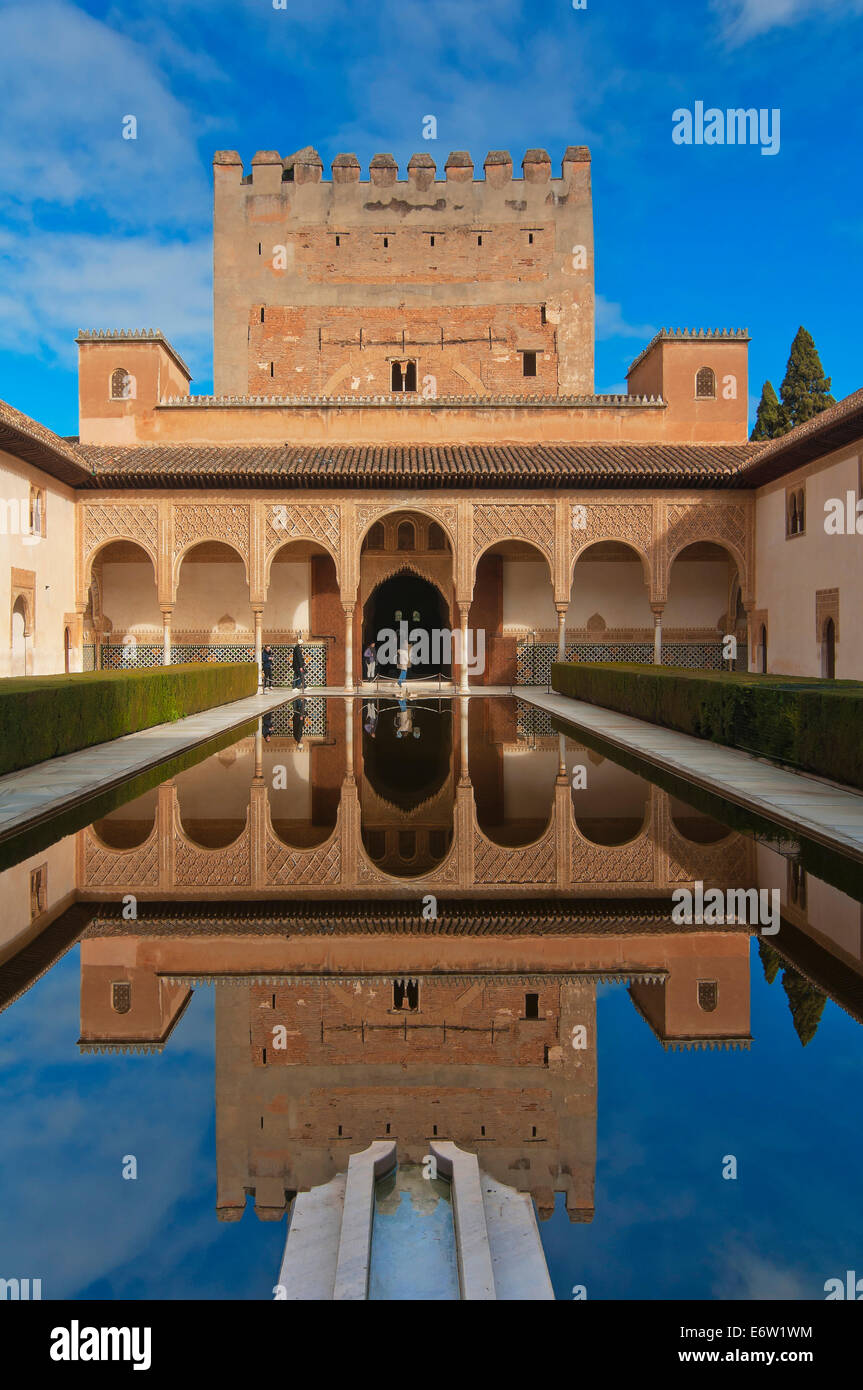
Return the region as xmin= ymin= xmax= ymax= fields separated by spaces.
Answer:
xmin=0 ymin=399 xmax=90 ymax=486
xmin=84 ymin=897 xmax=749 ymax=936
xmin=78 ymin=440 xmax=760 ymax=490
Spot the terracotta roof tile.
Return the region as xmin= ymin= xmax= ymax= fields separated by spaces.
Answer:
xmin=77 ymin=440 xmax=760 ymax=490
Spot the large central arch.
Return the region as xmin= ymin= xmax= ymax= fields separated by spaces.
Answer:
xmin=362 ymin=568 xmax=453 ymax=678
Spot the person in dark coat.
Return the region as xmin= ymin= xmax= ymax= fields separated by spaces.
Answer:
xmin=292 ymin=636 xmax=307 ymax=690
xmin=261 ymin=644 xmax=274 ymax=690
xmin=292 ymin=698 xmax=306 ymax=750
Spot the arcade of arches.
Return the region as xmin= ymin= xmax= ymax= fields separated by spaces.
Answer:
xmin=79 ymin=495 xmax=754 ymax=685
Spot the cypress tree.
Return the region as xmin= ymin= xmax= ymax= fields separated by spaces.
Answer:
xmin=776 ymin=327 xmax=836 ymax=434
xmin=758 ymin=937 xmax=781 ymax=984
xmin=781 ymin=966 xmax=827 ymax=1046
xmin=750 ymin=380 xmax=781 ymax=440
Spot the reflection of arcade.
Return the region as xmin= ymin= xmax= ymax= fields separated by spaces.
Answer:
xmin=359 ymin=697 xmax=454 ymax=876
xmin=80 ymin=698 xmax=754 ymax=895
xmin=72 ymin=900 xmax=754 ymax=1225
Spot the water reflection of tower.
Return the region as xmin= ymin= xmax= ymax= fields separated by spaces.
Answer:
xmin=213 ymin=971 xmax=597 ymax=1225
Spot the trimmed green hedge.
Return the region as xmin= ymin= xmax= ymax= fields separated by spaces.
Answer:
xmin=551 ymin=662 xmax=863 ymax=791
xmin=0 ymin=662 xmax=257 ymax=777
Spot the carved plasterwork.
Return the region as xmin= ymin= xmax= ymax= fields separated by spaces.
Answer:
xmin=82 ymin=502 xmax=159 ymax=575
xmin=264 ymin=502 xmax=341 ymax=571
xmin=570 ymin=501 xmax=653 ymax=578
xmin=570 ymin=826 xmax=655 ymax=885
xmin=266 ymin=835 xmax=341 ymax=885
xmin=174 ymin=826 xmax=252 ymax=887
xmin=472 ymin=823 xmax=557 ymax=885
xmin=82 ymin=827 xmax=160 ymax=887
xmin=658 ymin=501 xmax=752 ymax=602
xmin=471 ymin=503 xmax=555 ymax=572
xmin=172 ymin=503 xmax=251 ymax=577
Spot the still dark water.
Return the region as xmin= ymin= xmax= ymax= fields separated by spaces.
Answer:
xmin=0 ymin=696 xmax=861 ymax=1300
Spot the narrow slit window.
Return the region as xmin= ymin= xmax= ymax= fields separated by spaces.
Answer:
xmin=335 ymin=234 xmax=340 ymax=247
xmin=429 ymin=234 xmax=435 ymax=247
xmin=528 ymin=232 xmax=534 ymax=245
xmin=383 ymin=236 xmax=389 ymax=248
xmin=260 ymin=306 xmax=265 ymax=322
xmin=477 ymin=234 xmax=482 ymax=246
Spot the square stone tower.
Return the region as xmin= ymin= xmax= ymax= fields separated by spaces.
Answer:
xmin=212 ymin=145 xmax=594 ymax=399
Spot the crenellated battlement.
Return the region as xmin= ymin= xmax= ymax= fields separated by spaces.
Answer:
xmin=212 ymin=141 xmax=596 ymax=399
xmin=213 ymin=144 xmax=591 ymax=190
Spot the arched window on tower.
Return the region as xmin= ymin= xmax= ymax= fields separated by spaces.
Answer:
xmin=391 ymin=361 xmax=403 ymax=392
xmin=397 ymin=521 xmax=415 ymax=551
xmin=695 ymin=366 xmax=716 ymax=398
xmin=112 ymin=982 xmax=132 ymax=1014
xmin=111 ymin=367 xmax=134 ymax=400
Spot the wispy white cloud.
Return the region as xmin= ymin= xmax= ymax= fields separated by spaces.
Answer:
xmin=595 ymin=295 xmax=655 ymax=342
xmin=715 ymin=0 xmax=863 ymax=45
xmin=0 ymin=230 xmax=212 ymax=374
xmin=0 ymin=0 xmax=209 ymax=226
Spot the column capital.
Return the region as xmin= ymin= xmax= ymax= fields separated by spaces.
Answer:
xmin=650 ymin=603 xmax=665 ymax=618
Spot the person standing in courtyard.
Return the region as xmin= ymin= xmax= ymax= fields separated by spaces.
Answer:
xmin=261 ymin=643 xmax=273 ymax=691
xmin=292 ymin=635 xmax=307 ymax=691
xmin=363 ymin=639 xmax=376 ymax=682
xmin=396 ymin=637 xmax=409 ymax=690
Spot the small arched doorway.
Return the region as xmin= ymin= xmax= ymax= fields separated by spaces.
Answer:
xmin=363 ymin=571 xmax=451 ymax=679
xmin=63 ymin=625 xmax=72 ymax=673
xmin=822 ymin=617 xmax=836 ymax=679
xmin=11 ymin=596 xmax=28 ymax=676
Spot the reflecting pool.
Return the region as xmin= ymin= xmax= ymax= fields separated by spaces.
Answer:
xmin=0 ymin=695 xmax=861 ymax=1300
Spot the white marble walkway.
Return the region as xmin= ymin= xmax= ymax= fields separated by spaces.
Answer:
xmin=519 ymin=689 xmax=863 ymax=866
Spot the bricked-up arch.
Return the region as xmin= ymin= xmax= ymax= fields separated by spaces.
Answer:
xmin=570 ymin=538 xmax=651 ymax=591
xmin=571 ymin=758 xmax=649 ymax=847
xmin=88 ymin=539 xmax=160 ymax=650
xmin=92 ymin=787 xmax=159 ymax=851
xmin=666 ymin=541 xmax=741 ymax=642
xmin=661 ymin=501 xmax=751 ymax=605
xmin=173 ymin=540 xmax=253 ymax=650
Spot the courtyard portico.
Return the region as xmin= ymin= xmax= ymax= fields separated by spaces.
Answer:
xmin=77 ymin=485 xmax=755 ymax=686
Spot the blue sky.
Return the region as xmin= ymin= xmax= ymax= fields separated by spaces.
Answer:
xmin=0 ymin=0 xmax=861 ymax=436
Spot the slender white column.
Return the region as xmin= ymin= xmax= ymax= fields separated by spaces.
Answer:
xmin=161 ymin=606 xmax=172 ymax=666
xmin=253 ymin=608 xmax=263 ymax=687
xmin=459 ymin=605 xmax=470 ymax=694
xmin=556 ymin=605 xmax=567 ymax=663
xmin=343 ymin=604 xmax=355 ymax=692
xmin=652 ymin=606 xmax=663 ymax=665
